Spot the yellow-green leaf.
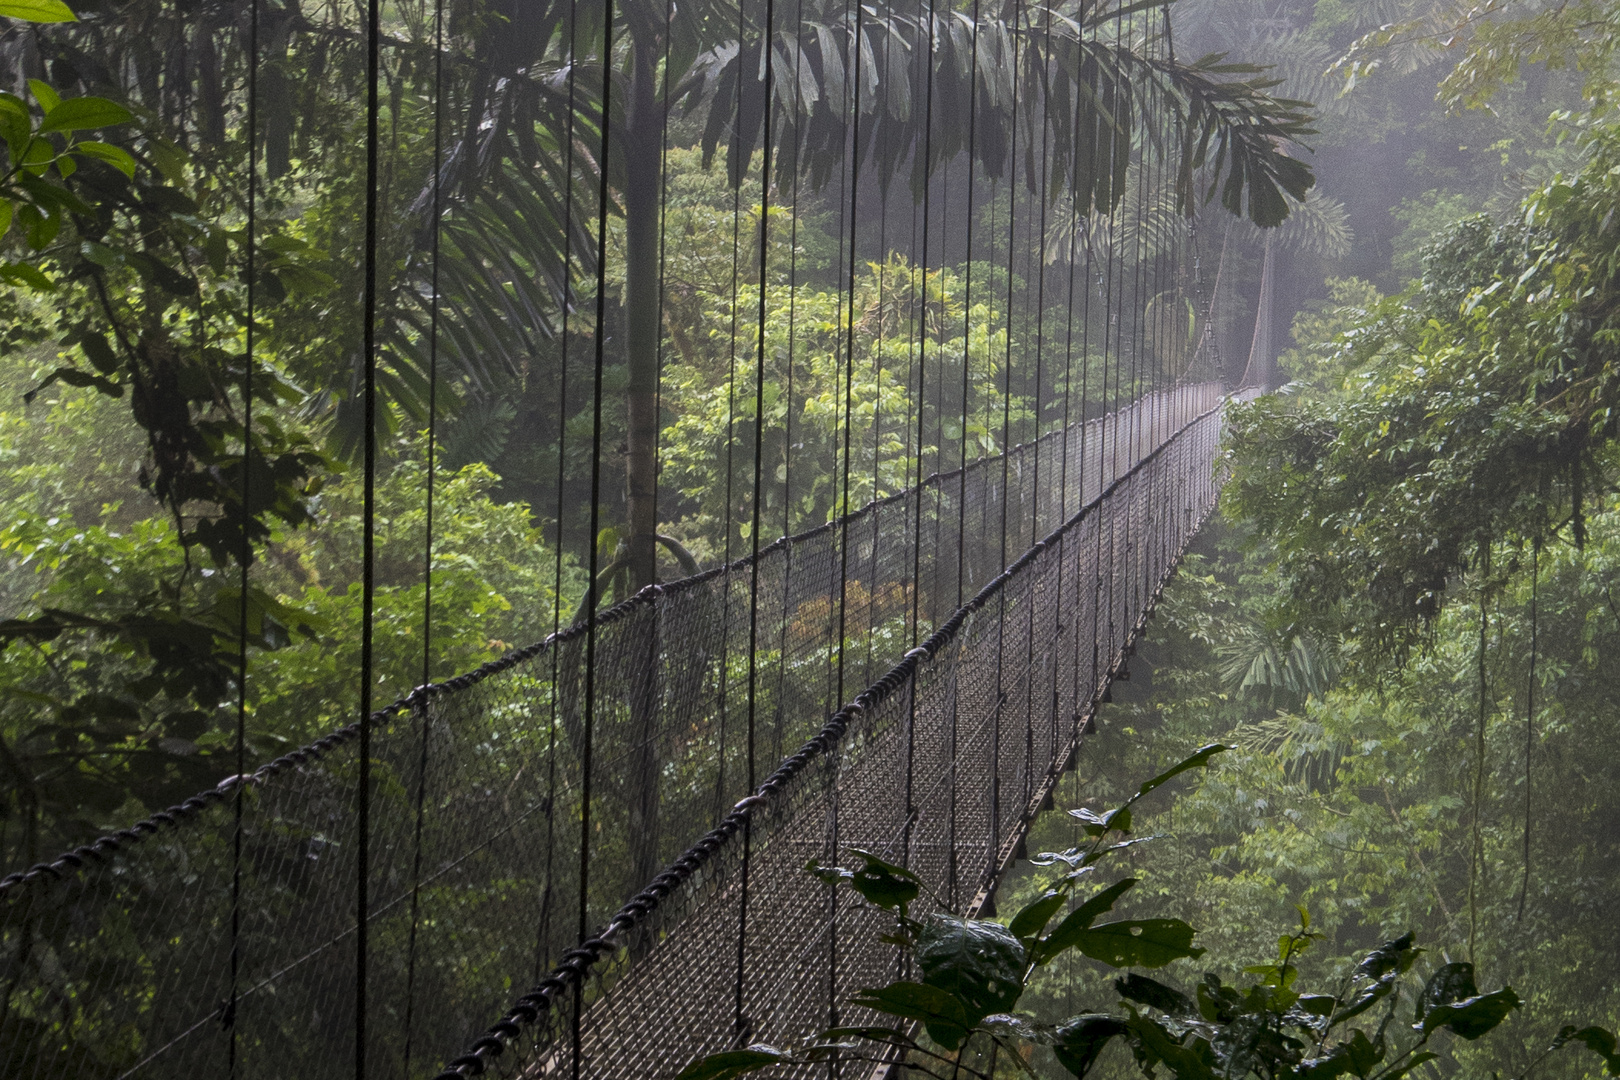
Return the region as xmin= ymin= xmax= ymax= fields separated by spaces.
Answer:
xmin=0 ymin=0 xmax=77 ymax=23
xmin=73 ymin=140 xmax=136 ymax=179
xmin=38 ymin=96 xmax=131 ymax=135
xmin=27 ymin=79 xmax=59 ymax=112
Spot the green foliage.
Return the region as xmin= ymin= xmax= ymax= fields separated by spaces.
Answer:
xmin=0 ymin=365 xmax=578 ymax=864
xmin=1000 ymin=499 xmax=1620 ymax=1077
xmin=1226 ymin=122 xmax=1620 ymax=661
xmin=671 ymin=729 xmax=1603 ymax=1078
xmin=1389 ymin=191 xmax=1473 ymax=284
xmin=666 ymin=748 xmax=1562 ymax=1080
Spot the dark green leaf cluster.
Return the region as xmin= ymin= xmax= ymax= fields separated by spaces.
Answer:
xmin=676 ymin=0 xmax=1315 ymax=227
xmin=678 ymin=746 xmax=1616 ymax=1080
xmin=1225 ymin=121 xmax=1620 ymax=660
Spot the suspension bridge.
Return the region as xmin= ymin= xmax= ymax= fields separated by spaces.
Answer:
xmin=0 ymin=0 xmax=1301 ymax=1074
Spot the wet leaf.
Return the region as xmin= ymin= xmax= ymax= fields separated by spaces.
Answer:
xmin=674 ymin=1046 xmax=787 ymax=1080
xmin=1036 ymin=879 xmax=1138 ymax=964
xmin=1419 ymin=988 xmax=1522 ymax=1040
xmin=1009 ymin=889 xmax=1065 ymax=940
xmin=1068 ymin=918 xmax=1204 ymax=969
xmin=1054 ymin=1014 xmax=1127 ymax=1078
xmin=845 ymin=848 xmax=920 ymax=912
xmin=1414 ymin=962 xmax=1477 ymax=1022
xmin=1115 ymin=973 xmax=1193 ymax=1016
xmin=850 ymin=981 xmax=971 ymax=1051
xmin=1354 ymin=933 xmax=1418 ymax=980
xmin=916 ymin=915 xmax=1026 ymax=1026
xmin=1131 ymin=744 xmax=1230 ymax=800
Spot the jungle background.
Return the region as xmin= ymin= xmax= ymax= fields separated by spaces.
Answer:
xmin=0 ymin=0 xmax=1617 ymax=1075
xmin=996 ymin=1 xmax=1620 ymax=1076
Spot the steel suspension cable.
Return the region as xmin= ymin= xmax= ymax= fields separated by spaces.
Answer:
xmin=947 ymin=0 xmax=985 ymax=914
xmin=736 ymin=0 xmax=777 ymax=1037
xmin=716 ymin=0 xmax=752 ymax=821
xmin=1517 ymin=538 xmax=1539 ymax=920
xmin=355 ymin=0 xmax=383 ymax=1063
xmin=228 ymin=0 xmax=260 ymax=1070
xmin=829 ymin=0 xmax=868 ymax=1049
xmin=538 ymin=0 xmax=582 ymax=990
xmin=987 ymin=0 xmax=1026 ymax=901
xmin=401 ymin=0 xmax=446 ymax=1064
xmin=575 ymin=0 xmax=617 ymax=1067
xmin=903 ymin=0 xmax=939 ymax=887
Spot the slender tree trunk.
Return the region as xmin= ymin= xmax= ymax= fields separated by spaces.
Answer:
xmin=624 ymin=36 xmax=662 ymax=591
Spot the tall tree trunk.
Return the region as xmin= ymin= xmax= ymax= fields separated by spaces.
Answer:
xmin=623 ymin=37 xmax=662 ymax=591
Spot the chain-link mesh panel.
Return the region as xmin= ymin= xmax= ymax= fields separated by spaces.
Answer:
xmin=0 ymin=386 xmax=1226 ymax=1080
xmin=441 ymin=395 xmax=1240 ymax=1079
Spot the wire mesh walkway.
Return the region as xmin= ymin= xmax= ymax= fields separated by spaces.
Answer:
xmin=0 ymin=383 xmax=1231 ymax=1080
xmin=539 ymin=395 xmax=1237 ymax=1080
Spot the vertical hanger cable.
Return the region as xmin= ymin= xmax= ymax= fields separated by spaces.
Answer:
xmin=574 ymin=0 xmax=617 ymax=1068
xmin=401 ymin=0 xmax=446 ymax=1063
xmin=355 ymin=0 xmax=383 ymax=1065
xmin=538 ymin=0 xmax=582 ymax=988
xmin=735 ymin=0 xmax=776 ymax=1037
xmin=1517 ymin=537 xmax=1539 ymax=920
xmin=229 ymin=0 xmax=260 ymax=1070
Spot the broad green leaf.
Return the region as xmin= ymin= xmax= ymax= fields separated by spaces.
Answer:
xmin=27 ymin=79 xmax=59 ymax=112
xmin=849 ymin=981 xmax=971 ymax=1051
xmin=148 ymin=136 xmax=188 ymax=183
xmin=78 ymin=332 xmax=119 ymax=375
xmin=1381 ymin=1051 xmax=1439 ymax=1080
xmin=1353 ymin=932 xmax=1418 ymax=980
xmin=1114 ymin=973 xmax=1193 ymax=1016
xmin=0 ymin=0 xmax=76 ymax=22
xmin=673 ymin=1047 xmax=787 ymax=1080
xmin=805 ymin=858 xmax=847 ymax=886
xmin=1196 ymin=975 xmax=1241 ymax=1023
xmin=1344 ymin=1029 xmax=1382 ymax=1074
xmin=21 ymin=137 xmax=52 ymax=177
xmin=1054 ymin=1014 xmax=1127 ymax=1078
xmin=0 ymin=259 xmax=54 ymax=291
xmin=1414 ymin=962 xmax=1477 ymax=1022
xmin=844 ymin=849 xmax=919 ymax=911
xmin=1067 ymin=919 xmax=1204 ymax=969
xmin=72 ymin=140 xmax=136 ymax=179
xmin=1132 ymin=744 xmax=1230 ymax=801
xmin=1124 ymin=1014 xmax=1218 ymax=1080
xmin=1297 ymin=1044 xmax=1355 ymax=1080
xmin=1333 ymin=973 xmax=1395 ymax=1026
xmin=1419 ymin=988 xmax=1522 ymax=1040
xmin=200 ymin=228 xmax=228 ymax=276
xmin=38 ymin=96 xmax=131 ymax=134
xmin=1558 ymin=1026 xmax=1620 ymax=1075
xmin=0 ymin=200 xmax=12 ymax=238
xmin=1068 ymin=806 xmax=1132 ymax=836
xmin=1295 ymin=994 xmax=1337 ymax=1018
xmin=1036 ymin=879 xmax=1138 ymax=964
xmin=273 ymin=263 xmax=338 ymax=295
xmin=1243 ymin=962 xmax=1298 ymax=989
xmin=1009 ymin=889 xmax=1065 ymax=940
xmin=915 ymin=916 xmax=1025 ymax=1025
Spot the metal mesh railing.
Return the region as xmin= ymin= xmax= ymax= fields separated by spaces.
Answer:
xmin=452 ymin=392 xmax=1242 ymax=1080
xmin=1 ymin=384 xmax=1221 ymax=1080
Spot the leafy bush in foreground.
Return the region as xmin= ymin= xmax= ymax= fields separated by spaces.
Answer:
xmin=678 ymin=747 xmax=1618 ymax=1080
